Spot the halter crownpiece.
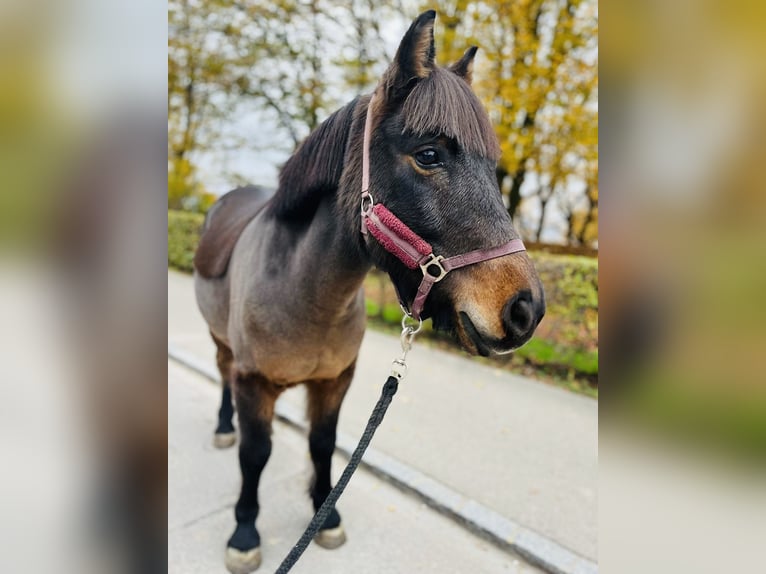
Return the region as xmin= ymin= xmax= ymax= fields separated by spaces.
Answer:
xmin=360 ymin=92 xmax=527 ymax=320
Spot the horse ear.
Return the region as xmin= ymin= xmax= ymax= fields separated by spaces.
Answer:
xmin=382 ymin=10 xmax=436 ymax=102
xmin=449 ymin=46 xmax=478 ymax=84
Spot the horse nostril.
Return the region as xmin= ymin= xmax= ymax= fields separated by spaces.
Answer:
xmin=503 ymin=290 xmax=538 ymax=339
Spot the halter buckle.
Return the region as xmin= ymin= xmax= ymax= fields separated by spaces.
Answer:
xmin=420 ymin=254 xmax=448 ymax=282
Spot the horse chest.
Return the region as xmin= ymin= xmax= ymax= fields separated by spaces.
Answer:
xmin=239 ymin=307 xmax=366 ymax=384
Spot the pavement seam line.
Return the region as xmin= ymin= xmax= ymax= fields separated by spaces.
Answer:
xmin=168 ymin=343 xmax=598 ymax=574
xmin=170 ymin=500 xmax=236 ymax=533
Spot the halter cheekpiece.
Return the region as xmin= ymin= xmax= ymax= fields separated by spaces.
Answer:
xmin=360 ymin=93 xmax=527 ymax=320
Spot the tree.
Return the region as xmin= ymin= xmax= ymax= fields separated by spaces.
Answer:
xmin=425 ymin=0 xmax=598 ymax=244
xmin=168 ymin=0 xmax=261 ymax=208
xmin=337 ymin=0 xmax=402 ymax=94
xmin=234 ymin=0 xmax=338 ymax=145
xmin=168 ymin=0 xmax=353 ymax=197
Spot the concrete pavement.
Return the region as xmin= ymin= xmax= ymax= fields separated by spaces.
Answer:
xmin=168 ymin=270 xmax=598 ymax=569
xmin=169 ymin=360 xmax=545 ymax=573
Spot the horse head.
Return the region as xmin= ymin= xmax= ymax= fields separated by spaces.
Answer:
xmin=363 ymin=11 xmax=545 ymax=356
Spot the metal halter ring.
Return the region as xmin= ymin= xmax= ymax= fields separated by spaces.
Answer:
xmin=360 ymin=192 xmax=374 ymax=215
xmin=401 ymin=311 xmax=423 ymax=336
xmin=390 ymin=307 xmax=422 ymax=380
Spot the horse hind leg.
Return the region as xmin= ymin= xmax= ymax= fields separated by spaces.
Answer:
xmin=225 ymin=371 xmax=280 ymax=574
xmin=306 ymin=360 xmax=355 ymax=550
xmin=211 ymin=333 xmax=237 ymax=449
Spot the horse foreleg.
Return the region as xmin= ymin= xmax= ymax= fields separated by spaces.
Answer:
xmin=225 ymin=372 xmax=279 ymax=574
xmin=306 ymin=360 xmax=355 ymax=549
xmin=212 ymin=333 xmax=236 ymax=448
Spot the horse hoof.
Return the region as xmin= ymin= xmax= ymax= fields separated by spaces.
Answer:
xmin=224 ymin=546 xmax=261 ymax=574
xmin=314 ymin=525 xmax=346 ymax=549
xmin=213 ymin=431 xmax=237 ymax=449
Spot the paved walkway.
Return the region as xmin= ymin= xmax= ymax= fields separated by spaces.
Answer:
xmin=168 ymin=270 xmax=598 ymax=567
xmin=169 ymin=361 xmax=544 ymax=573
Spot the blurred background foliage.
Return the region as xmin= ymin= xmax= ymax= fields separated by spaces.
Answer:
xmin=168 ymin=0 xmax=598 ymax=248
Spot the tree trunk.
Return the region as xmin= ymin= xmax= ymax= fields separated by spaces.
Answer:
xmin=535 ymin=196 xmax=549 ymax=242
xmin=578 ymin=208 xmax=595 ymax=245
xmin=566 ymin=211 xmax=577 ymax=245
xmin=508 ymin=165 xmax=526 ymax=219
xmin=496 ymin=166 xmax=507 ymax=194
xmin=577 ymin=186 xmax=597 ymax=245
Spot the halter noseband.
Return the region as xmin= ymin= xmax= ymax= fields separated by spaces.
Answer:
xmin=360 ymin=93 xmax=526 ymax=320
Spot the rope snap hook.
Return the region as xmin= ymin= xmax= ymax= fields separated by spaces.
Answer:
xmin=392 ymin=308 xmax=422 ymax=380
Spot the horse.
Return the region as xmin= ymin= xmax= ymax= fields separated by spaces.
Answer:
xmin=193 ymin=11 xmax=545 ymax=573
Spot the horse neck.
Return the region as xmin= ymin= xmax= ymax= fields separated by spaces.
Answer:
xmin=272 ymin=96 xmax=373 ymax=318
xmin=289 ymin=196 xmax=370 ymax=318
xmin=306 ymin=96 xmax=377 ymax=296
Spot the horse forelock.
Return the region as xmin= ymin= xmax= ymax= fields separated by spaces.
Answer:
xmin=400 ymin=68 xmax=500 ymax=160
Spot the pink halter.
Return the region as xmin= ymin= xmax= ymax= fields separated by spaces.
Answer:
xmin=360 ymin=93 xmax=526 ymax=320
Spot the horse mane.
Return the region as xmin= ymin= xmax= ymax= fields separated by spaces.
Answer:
xmin=268 ymin=97 xmax=359 ymax=220
xmin=401 ymin=67 xmax=500 ymax=160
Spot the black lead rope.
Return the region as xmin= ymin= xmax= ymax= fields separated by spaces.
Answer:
xmin=274 ymin=375 xmax=400 ymax=574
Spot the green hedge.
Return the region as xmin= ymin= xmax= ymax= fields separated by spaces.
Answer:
xmin=168 ymin=210 xmax=204 ymax=272
xmin=530 ymin=252 xmax=598 ymax=349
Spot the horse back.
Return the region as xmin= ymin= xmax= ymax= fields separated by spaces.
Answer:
xmin=194 ymin=186 xmax=273 ymax=279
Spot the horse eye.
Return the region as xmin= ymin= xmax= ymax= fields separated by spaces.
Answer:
xmin=413 ymin=148 xmax=440 ymax=168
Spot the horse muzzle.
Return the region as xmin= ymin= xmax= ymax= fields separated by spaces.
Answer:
xmin=457 ymin=289 xmax=545 ymax=356
xmin=451 ymin=251 xmax=546 ymax=357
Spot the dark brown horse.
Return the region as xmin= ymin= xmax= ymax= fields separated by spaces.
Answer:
xmin=193 ymin=11 xmax=545 ymax=573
